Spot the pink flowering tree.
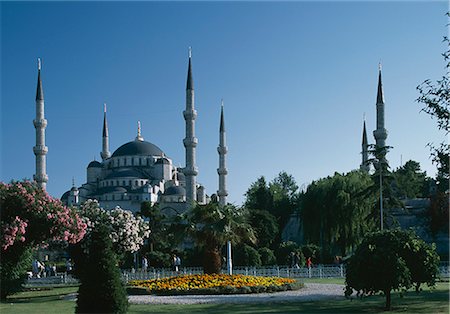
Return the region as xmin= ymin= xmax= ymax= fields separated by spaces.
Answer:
xmin=0 ymin=181 xmax=87 ymax=299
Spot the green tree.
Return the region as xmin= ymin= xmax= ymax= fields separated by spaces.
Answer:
xmin=258 ymin=247 xmax=277 ymax=265
xmin=345 ymin=229 xmax=440 ymax=311
xmin=248 ymin=209 xmax=279 ymax=248
xmin=234 ymin=244 xmax=262 ymax=266
xmin=393 ymin=160 xmax=428 ymax=199
xmin=366 ymin=145 xmax=403 ymax=230
xmin=301 ymin=170 xmax=373 ymax=259
xmin=76 ymin=224 xmax=129 ymax=314
xmin=244 ymin=176 xmax=273 ymax=212
xmin=175 ymin=203 xmax=256 ymax=274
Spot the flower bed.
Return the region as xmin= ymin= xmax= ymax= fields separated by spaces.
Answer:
xmin=128 ymin=274 xmax=302 ymax=295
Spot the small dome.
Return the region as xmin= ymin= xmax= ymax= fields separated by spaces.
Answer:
xmin=61 ymin=190 xmax=70 ymax=200
xmin=70 ymin=186 xmax=78 ymax=192
xmin=164 ymin=186 xmax=186 ymax=196
xmin=111 ymin=140 xmax=164 ymax=158
xmin=87 ymin=160 xmax=102 ymax=168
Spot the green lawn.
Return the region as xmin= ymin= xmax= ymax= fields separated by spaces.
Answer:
xmin=1 ymin=280 xmax=448 ymax=314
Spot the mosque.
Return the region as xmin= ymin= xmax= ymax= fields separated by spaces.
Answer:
xmin=32 ymin=51 xmax=229 ymax=214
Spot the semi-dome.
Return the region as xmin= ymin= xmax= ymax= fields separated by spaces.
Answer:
xmin=87 ymin=160 xmax=102 ymax=168
xmin=164 ymin=186 xmax=186 ymax=196
xmin=111 ymin=140 xmax=164 ymax=158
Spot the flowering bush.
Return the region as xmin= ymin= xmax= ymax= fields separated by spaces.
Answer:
xmin=78 ymin=199 xmax=150 ymax=254
xmin=0 ymin=181 xmax=86 ymax=250
xmin=129 ymin=274 xmax=299 ymax=295
xmin=0 ymin=180 xmax=87 ymax=299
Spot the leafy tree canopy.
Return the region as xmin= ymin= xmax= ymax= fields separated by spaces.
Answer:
xmin=345 ymin=229 xmax=440 ymax=311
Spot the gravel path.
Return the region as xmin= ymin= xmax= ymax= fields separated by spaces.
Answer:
xmin=128 ymin=283 xmax=345 ymax=305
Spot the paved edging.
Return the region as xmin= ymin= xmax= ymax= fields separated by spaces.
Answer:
xmin=128 ymin=283 xmax=345 ymax=305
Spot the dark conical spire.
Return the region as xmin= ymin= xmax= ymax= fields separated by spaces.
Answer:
xmin=36 ymin=58 xmax=44 ymax=101
xmin=186 ymin=47 xmax=194 ymax=90
xmin=102 ymin=103 xmax=108 ymax=137
xmin=220 ymin=100 xmax=225 ymax=132
xmin=362 ymin=120 xmax=368 ymax=145
xmin=376 ymin=63 xmax=384 ymax=104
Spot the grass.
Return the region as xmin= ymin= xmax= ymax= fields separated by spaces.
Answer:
xmin=0 ymin=279 xmax=448 ymax=314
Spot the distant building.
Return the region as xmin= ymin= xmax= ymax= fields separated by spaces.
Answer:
xmin=27 ymin=51 xmax=227 ymax=214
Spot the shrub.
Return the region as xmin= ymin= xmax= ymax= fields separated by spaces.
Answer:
xmin=234 ymin=244 xmax=261 ymax=266
xmin=258 ymin=247 xmax=277 ymax=265
xmin=76 ymin=224 xmax=129 ymax=314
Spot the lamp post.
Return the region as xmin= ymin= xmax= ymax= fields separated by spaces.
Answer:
xmin=227 ymin=240 xmax=232 ymax=275
xmin=379 ymin=162 xmax=383 ymax=231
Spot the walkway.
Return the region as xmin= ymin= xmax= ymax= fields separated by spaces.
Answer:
xmin=128 ymin=283 xmax=345 ymax=305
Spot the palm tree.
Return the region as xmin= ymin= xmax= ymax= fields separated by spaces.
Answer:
xmin=174 ymin=202 xmax=256 ymax=274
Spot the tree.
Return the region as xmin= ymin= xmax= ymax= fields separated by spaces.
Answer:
xmin=244 ymin=176 xmax=273 ymax=212
xmin=70 ymin=200 xmax=150 ymax=277
xmin=258 ymin=247 xmax=277 ymax=265
xmin=345 ymin=229 xmax=440 ymax=311
xmin=301 ymin=171 xmax=373 ymax=259
xmin=0 ymin=181 xmax=86 ymax=299
xmin=234 ymin=244 xmax=262 ymax=266
xmin=248 ymin=209 xmax=279 ymax=248
xmin=175 ymin=203 xmax=256 ymax=274
xmin=76 ymin=224 xmax=129 ymax=314
xmin=416 ymin=23 xmax=449 ymax=192
xmin=245 ymin=172 xmax=300 ymax=243
xmin=393 ymin=160 xmax=428 ymax=199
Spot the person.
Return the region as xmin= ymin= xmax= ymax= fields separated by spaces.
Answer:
xmin=294 ymin=252 xmax=301 ymax=269
xmin=66 ymin=258 xmax=73 ymax=274
xmin=51 ymin=264 xmax=57 ymax=276
xmin=141 ymin=256 xmax=148 ymax=271
xmin=306 ymin=257 xmax=312 ymax=269
xmin=172 ymin=254 xmax=178 ymax=271
xmin=32 ymin=259 xmax=40 ymax=278
xmin=175 ymin=255 xmax=181 ymax=270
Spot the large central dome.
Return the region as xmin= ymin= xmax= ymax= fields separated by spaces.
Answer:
xmin=111 ymin=140 xmax=164 ymax=158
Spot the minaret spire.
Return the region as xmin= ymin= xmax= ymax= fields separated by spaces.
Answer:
xmin=33 ymin=58 xmax=48 ymax=190
xmin=100 ymin=103 xmax=111 ymax=160
xmin=360 ymin=118 xmax=370 ymax=173
xmin=217 ymin=100 xmax=228 ymax=206
xmin=373 ymin=63 xmax=388 ymax=150
xmin=136 ymin=121 xmax=144 ymax=141
xmin=183 ymin=47 xmax=198 ymax=203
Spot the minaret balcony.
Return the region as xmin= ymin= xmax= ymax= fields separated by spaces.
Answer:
xmin=217 ymin=190 xmax=228 ymax=197
xmin=183 ymin=109 xmax=197 ymax=120
xmin=217 ymin=168 xmax=228 ymax=175
xmin=183 ymin=137 xmax=198 ymax=147
xmin=373 ymin=129 xmax=388 ymax=140
xmin=217 ymin=146 xmax=228 ymax=154
xmin=183 ymin=166 xmax=198 ymax=176
xmin=33 ymin=145 xmax=48 ymax=154
xmin=33 ymin=174 xmax=48 ymax=182
xmin=33 ymin=119 xmax=48 ymax=128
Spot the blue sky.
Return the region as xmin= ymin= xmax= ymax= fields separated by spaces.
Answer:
xmin=1 ymin=1 xmax=448 ymax=205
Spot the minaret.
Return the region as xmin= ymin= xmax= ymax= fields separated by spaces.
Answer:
xmin=33 ymin=58 xmax=48 ymax=190
xmin=217 ymin=101 xmax=228 ymax=206
xmin=100 ymin=103 xmax=111 ymax=160
xmin=373 ymin=64 xmax=388 ymax=150
xmin=360 ymin=118 xmax=370 ymax=173
xmin=183 ymin=47 xmax=198 ymax=203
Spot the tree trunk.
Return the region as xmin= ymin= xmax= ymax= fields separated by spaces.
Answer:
xmin=203 ymin=247 xmax=222 ymax=274
xmin=384 ymin=289 xmax=392 ymax=311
